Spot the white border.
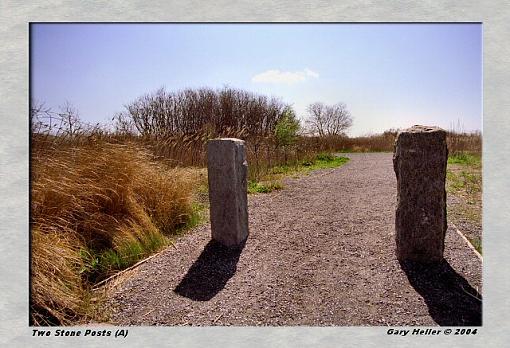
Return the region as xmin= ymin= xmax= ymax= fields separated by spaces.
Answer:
xmin=1 ymin=1 xmax=509 ymax=347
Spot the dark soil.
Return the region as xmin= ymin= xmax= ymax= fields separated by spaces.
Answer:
xmin=106 ymin=153 xmax=482 ymax=326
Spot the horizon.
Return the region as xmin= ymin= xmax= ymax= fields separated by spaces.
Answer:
xmin=31 ymin=23 xmax=482 ymax=137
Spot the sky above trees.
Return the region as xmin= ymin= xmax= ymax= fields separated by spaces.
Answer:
xmin=31 ymin=23 xmax=481 ymax=136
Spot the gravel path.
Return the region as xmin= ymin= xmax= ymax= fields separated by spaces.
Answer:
xmin=106 ymin=153 xmax=482 ymax=326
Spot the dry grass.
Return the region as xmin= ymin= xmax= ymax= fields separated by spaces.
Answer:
xmin=31 ymin=139 xmax=201 ymax=325
xmin=329 ymin=130 xmax=482 ymax=155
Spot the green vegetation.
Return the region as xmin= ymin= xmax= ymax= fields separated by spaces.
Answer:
xmin=248 ymin=153 xmax=349 ymax=194
xmin=248 ymin=180 xmax=284 ymax=194
xmin=306 ymin=153 xmax=350 ymax=170
xmin=446 ymin=153 xmax=481 ymax=195
xmin=175 ymin=202 xmax=207 ymax=233
xmin=447 ymin=170 xmax=481 ymax=194
xmin=274 ymin=107 xmax=300 ymax=148
xmin=80 ymin=201 xmax=207 ymax=285
xmin=446 ymin=152 xmax=482 ymax=255
xmin=448 ymin=153 xmax=481 ymax=166
xmin=272 ymin=153 xmax=349 ymax=174
xmin=470 ymin=237 xmax=482 ymax=254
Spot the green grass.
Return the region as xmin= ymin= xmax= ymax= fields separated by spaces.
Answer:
xmin=446 ymin=152 xmax=481 ymax=195
xmin=446 ymin=169 xmax=481 ymax=194
xmin=469 ymin=237 xmax=482 ymax=254
xmin=79 ymin=202 xmax=208 ymax=283
xmin=249 ymin=153 xmax=349 ymax=194
xmin=306 ymin=154 xmax=349 ymax=171
xmin=175 ymin=202 xmax=206 ymax=234
xmin=248 ymin=180 xmax=284 ymax=194
xmin=270 ymin=154 xmax=349 ymax=176
xmin=79 ymin=231 xmax=170 ymax=282
xmin=448 ymin=153 xmax=481 ymax=166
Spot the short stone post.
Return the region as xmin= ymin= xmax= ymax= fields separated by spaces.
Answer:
xmin=393 ymin=125 xmax=448 ymax=262
xmin=207 ymin=138 xmax=249 ymax=248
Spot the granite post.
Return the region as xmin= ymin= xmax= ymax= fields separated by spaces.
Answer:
xmin=207 ymin=138 xmax=249 ymax=248
xmin=393 ymin=125 xmax=448 ymax=262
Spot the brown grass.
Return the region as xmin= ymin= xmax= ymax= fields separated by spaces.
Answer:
xmin=31 ymin=139 xmax=200 ymax=325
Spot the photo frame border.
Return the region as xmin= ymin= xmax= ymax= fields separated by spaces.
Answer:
xmin=1 ymin=1 xmax=509 ymax=347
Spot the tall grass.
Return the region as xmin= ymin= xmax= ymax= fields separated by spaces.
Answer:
xmin=446 ymin=130 xmax=482 ymax=155
xmin=31 ymin=138 xmax=201 ymax=325
xmin=322 ymin=129 xmax=482 ymax=154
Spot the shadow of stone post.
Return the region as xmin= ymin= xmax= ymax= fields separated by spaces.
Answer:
xmin=174 ymin=240 xmax=245 ymax=301
xmin=400 ymin=260 xmax=482 ymax=326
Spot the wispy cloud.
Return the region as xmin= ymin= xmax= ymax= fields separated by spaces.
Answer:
xmin=252 ymin=68 xmax=319 ymax=84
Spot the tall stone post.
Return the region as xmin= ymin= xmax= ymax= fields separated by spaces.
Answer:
xmin=207 ymin=138 xmax=249 ymax=248
xmin=393 ymin=125 xmax=448 ymax=262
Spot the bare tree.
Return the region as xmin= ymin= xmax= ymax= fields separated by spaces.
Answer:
xmin=58 ymin=101 xmax=83 ymax=136
xmin=305 ymin=102 xmax=327 ymax=137
xmin=112 ymin=111 xmax=136 ymax=135
xmin=305 ymin=102 xmax=353 ymax=136
xmin=31 ymin=100 xmax=102 ymax=139
xmin=30 ymin=100 xmax=54 ymax=133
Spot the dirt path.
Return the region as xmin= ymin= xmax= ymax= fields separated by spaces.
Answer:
xmin=106 ymin=153 xmax=482 ymax=326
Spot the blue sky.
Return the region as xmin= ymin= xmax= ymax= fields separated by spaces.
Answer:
xmin=31 ymin=23 xmax=482 ymax=136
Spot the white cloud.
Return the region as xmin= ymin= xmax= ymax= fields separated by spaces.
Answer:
xmin=252 ymin=68 xmax=319 ymax=84
xmin=303 ymin=68 xmax=319 ymax=78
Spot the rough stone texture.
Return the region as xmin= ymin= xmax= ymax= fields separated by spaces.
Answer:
xmin=207 ymin=138 xmax=249 ymax=248
xmin=393 ymin=125 xmax=448 ymax=262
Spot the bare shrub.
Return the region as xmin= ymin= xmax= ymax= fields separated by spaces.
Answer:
xmin=117 ymin=86 xmax=289 ymax=138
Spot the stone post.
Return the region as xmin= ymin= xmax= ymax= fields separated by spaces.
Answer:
xmin=393 ymin=125 xmax=448 ymax=262
xmin=207 ymin=138 xmax=249 ymax=248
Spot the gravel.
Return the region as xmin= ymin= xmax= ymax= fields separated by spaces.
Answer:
xmin=106 ymin=153 xmax=482 ymax=326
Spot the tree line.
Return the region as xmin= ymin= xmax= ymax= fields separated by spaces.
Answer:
xmin=32 ymin=86 xmax=354 ymax=140
xmin=114 ymin=87 xmax=289 ymax=138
